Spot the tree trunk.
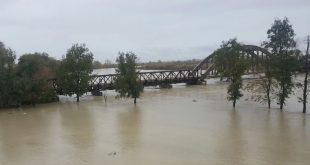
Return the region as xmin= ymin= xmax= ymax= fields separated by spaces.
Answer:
xmin=303 ymin=36 xmax=309 ymax=113
xmin=280 ymin=95 xmax=284 ymax=110
xmin=303 ymin=97 xmax=307 ymax=113
xmin=267 ymin=95 xmax=271 ymax=109
xmin=233 ymin=99 xmax=236 ymax=108
xmin=76 ymin=78 xmax=80 ymax=103
xmin=267 ymin=82 xmax=271 ymax=109
xmin=134 ymin=97 xmax=136 ymax=104
xmin=303 ymin=72 xmax=308 ymax=113
xmin=266 ymin=58 xmax=272 ymax=109
xmin=279 ymin=84 xmax=285 ymax=110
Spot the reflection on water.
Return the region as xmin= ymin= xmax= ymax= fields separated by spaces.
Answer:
xmin=214 ymin=110 xmax=245 ymax=164
xmin=117 ymin=105 xmax=141 ymax=151
xmin=0 ymin=83 xmax=309 ymax=165
xmin=60 ymin=103 xmax=96 ymax=163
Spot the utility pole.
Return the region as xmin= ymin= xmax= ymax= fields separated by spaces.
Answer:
xmin=303 ymin=35 xmax=310 ymax=113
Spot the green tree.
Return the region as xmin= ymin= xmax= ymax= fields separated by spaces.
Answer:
xmin=296 ymin=36 xmax=310 ymax=113
xmin=214 ymin=39 xmax=248 ymax=107
xmin=57 ymin=44 xmax=93 ymax=102
xmin=264 ymin=17 xmax=298 ymax=110
xmin=0 ymin=41 xmax=19 ymax=108
xmin=115 ymin=52 xmax=142 ymax=104
xmin=17 ymin=53 xmax=58 ymax=104
xmin=302 ymin=37 xmax=310 ymax=113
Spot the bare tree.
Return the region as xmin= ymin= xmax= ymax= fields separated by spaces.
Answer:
xmin=301 ymin=35 xmax=310 ymax=113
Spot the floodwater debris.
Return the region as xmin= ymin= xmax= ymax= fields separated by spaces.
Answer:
xmin=108 ymin=151 xmax=118 ymax=156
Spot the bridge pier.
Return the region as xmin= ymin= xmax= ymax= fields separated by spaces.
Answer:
xmin=90 ymin=87 xmax=102 ymax=96
xmin=91 ymin=90 xmax=103 ymax=96
xmin=159 ymin=83 xmax=172 ymax=88
xmin=186 ymin=79 xmax=205 ymax=85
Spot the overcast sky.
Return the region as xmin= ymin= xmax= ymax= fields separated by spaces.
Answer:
xmin=0 ymin=0 xmax=309 ymax=62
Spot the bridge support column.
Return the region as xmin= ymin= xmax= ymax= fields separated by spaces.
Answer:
xmin=159 ymin=83 xmax=172 ymax=88
xmin=186 ymin=79 xmax=204 ymax=85
xmin=91 ymin=90 xmax=103 ymax=96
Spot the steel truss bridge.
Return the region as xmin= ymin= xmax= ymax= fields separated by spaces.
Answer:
xmin=51 ymin=45 xmax=271 ymax=95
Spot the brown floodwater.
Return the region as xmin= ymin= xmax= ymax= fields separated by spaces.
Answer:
xmin=0 ymin=81 xmax=309 ymax=165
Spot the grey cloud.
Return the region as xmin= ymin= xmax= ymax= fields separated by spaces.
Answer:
xmin=0 ymin=0 xmax=309 ymax=62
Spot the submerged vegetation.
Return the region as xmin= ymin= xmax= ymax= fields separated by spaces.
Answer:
xmin=245 ymin=18 xmax=303 ymax=110
xmin=57 ymin=44 xmax=94 ymax=102
xmin=115 ymin=52 xmax=142 ymax=104
xmin=210 ymin=18 xmax=306 ymax=111
xmin=0 ymin=43 xmax=58 ymax=108
xmin=213 ymin=39 xmax=248 ymax=107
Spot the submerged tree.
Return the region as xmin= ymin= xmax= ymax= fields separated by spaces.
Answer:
xmin=0 ymin=41 xmax=18 ymax=108
xmin=245 ymin=75 xmax=277 ymax=108
xmin=296 ymin=35 xmax=310 ymax=113
xmin=214 ymin=39 xmax=248 ymax=107
xmin=245 ymin=43 xmax=275 ymax=109
xmin=57 ymin=44 xmax=93 ymax=102
xmin=264 ymin=17 xmax=299 ymax=110
xmin=115 ymin=52 xmax=142 ymax=104
xmin=17 ymin=53 xmax=58 ymax=104
xmin=0 ymin=41 xmax=60 ymax=108
xmin=302 ymin=36 xmax=310 ymax=113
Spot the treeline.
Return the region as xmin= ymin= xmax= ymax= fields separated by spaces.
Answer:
xmin=92 ymin=59 xmax=202 ymax=70
xmin=0 ymin=43 xmax=59 ymax=108
xmin=92 ymin=60 xmax=115 ymax=69
xmin=0 ymin=42 xmax=96 ymax=108
xmin=213 ymin=18 xmax=309 ymax=113
xmin=139 ymin=59 xmax=200 ymax=70
xmin=0 ymin=42 xmax=141 ymax=107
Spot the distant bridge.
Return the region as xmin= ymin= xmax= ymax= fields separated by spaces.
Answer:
xmin=51 ymin=45 xmax=271 ymax=95
xmin=50 ymin=70 xmax=201 ymax=95
xmin=192 ymin=45 xmax=271 ymax=80
xmin=89 ymin=70 xmax=200 ymax=93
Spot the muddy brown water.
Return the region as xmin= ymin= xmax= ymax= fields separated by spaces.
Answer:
xmin=0 ymin=82 xmax=309 ymax=165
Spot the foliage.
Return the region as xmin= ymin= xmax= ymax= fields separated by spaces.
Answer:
xmin=246 ymin=42 xmax=275 ymax=108
xmin=115 ymin=52 xmax=142 ymax=104
xmin=93 ymin=60 xmax=103 ymax=69
xmin=214 ymin=39 xmax=248 ymax=107
xmin=0 ymin=41 xmax=19 ymax=108
xmin=17 ymin=53 xmax=58 ymax=104
xmin=264 ymin=17 xmax=299 ymax=109
xmin=1 ymin=41 xmax=58 ymax=108
xmin=245 ymin=76 xmax=277 ymax=107
xmin=295 ymin=80 xmax=310 ymax=103
xmin=140 ymin=59 xmax=200 ymax=70
xmin=296 ymin=36 xmax=309 ymax=113
xmin=57 ymin=43 xmax=93 ymax=102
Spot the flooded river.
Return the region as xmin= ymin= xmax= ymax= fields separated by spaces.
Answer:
xmin=0 ymin=80 xmax=309 ymax=165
